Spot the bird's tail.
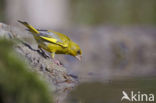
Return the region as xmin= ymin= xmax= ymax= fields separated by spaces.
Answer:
xmin=18 ymin=20 xmax=40 ymax=34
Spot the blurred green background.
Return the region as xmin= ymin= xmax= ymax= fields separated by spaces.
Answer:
xmin=0 ymin=0 xmax=156 ymax=26
xmin=70 ymin=0 xmax=156 ymax=25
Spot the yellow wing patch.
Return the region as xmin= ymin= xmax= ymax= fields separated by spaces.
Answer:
xmin=40 ymin=36 xmax=58 ymax=43
xmin=40 ymin=36 xmax=68 ymax=48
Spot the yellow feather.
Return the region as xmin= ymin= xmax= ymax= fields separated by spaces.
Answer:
xmin=18 ymin=20 xmax=40 ymax=34
xmin=18 ymin=20 xmax=82 ymax=61
xmin=40 ymin=36 xmax=58 ymax=43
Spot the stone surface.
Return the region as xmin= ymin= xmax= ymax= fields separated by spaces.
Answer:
xmin=0 ymin=23 xmax=77 ymax=103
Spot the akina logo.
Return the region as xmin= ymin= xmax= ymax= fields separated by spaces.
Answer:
xmin=121 ymin=91 xmax=154 ymax=102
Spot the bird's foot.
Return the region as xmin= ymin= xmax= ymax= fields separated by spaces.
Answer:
xmin=53 ymin=59 xmax=63 ymax=66
xmin=37 ymin=49 xmax=49 ymax=58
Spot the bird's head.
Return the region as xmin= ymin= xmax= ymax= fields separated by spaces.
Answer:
xmin=68 ymin=41 xmax=82 ymax=61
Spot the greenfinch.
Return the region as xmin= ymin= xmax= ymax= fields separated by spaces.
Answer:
xmin=18 ymin=20 xmax=82 ymax=61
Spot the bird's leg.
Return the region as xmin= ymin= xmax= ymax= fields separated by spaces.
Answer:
xmin=37 ymin=46 xmax=49 ymax=58
xmin=51 ymin=52 xmax=63 ymax=66
xmin=51 ymin=52 xmax=55 ymax=59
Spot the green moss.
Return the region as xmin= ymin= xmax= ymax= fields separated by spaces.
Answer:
xmin=0 ymin=39 xmax=53 ymax=103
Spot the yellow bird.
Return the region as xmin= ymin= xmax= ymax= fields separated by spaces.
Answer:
xmin=18 ymin=20 xmax=82 ymax=62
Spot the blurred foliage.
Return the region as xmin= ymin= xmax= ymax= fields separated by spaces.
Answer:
xmin=70 ymin=0 xmax=156 ymax=25
xmin=0 ymin=39 xmax=53 ymax=103
xmin=0 ymin=0 xmax=5 ymax=22
xmin=1 ymin=0 xmax=156 ymax=25
xmin=67 ymin=77 xmax=156 ymax=103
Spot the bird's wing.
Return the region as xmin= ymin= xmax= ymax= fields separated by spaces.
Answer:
xmin=38 ymin=30 xmax=68 ymax=48
xmin=18 ymin=21 xmax=68 ymax=48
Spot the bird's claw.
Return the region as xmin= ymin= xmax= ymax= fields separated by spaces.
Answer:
xmin=53 ymin=59 xmax=63 ymax=66
xmin=37 ymin=49 xmax=49 ymax=58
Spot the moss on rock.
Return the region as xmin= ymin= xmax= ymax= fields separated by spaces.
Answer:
xmin=0 ymin=39 xmax=53 ymax=103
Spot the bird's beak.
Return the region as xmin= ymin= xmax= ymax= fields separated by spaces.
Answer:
xmin=76 ymin=55 xmax=82 ymax=61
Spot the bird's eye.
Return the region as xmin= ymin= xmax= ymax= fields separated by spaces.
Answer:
xmin=77 ymin=50 xmax=81 ymax=54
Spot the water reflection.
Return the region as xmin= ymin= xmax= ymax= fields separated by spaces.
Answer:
xmin=67 ymin=77 xmax=156 ymax=103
